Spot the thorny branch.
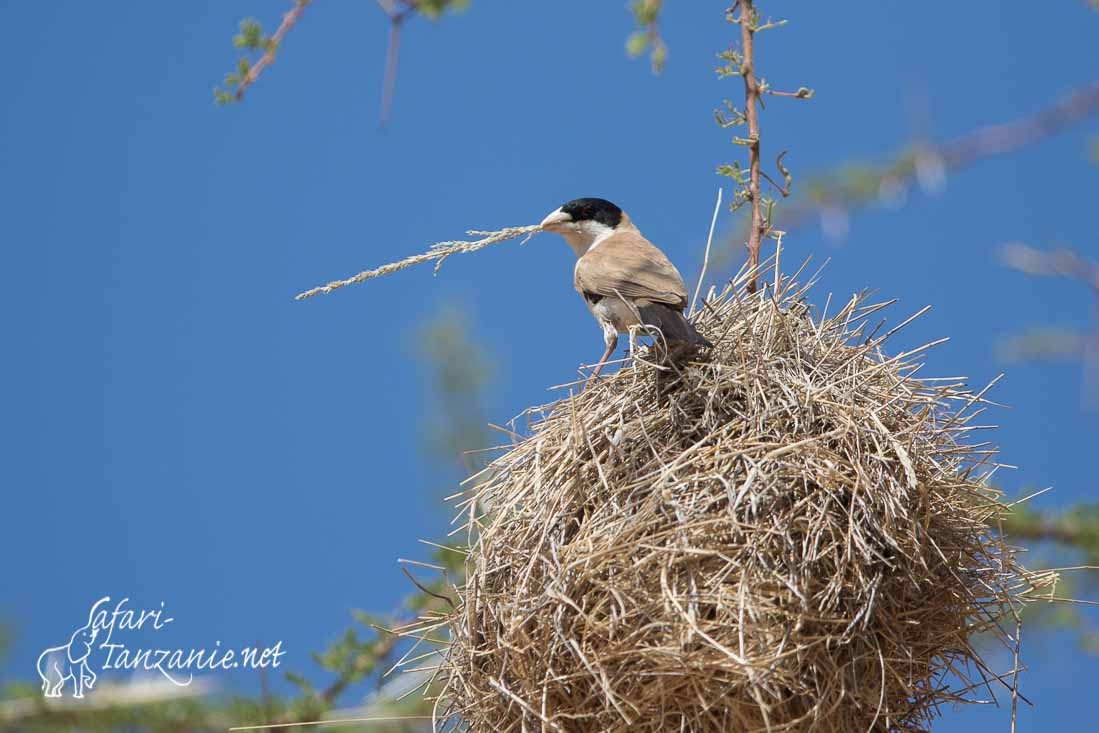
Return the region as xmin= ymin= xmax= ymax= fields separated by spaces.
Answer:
xmin=735 ymin=0 xmax=765 ymax=293
xmin=720 ymin=2 xmax=811 ymax=293
xmin=233 ymin=0 xmax=312 ymax=102
xmin=776 ymin=82 xmax=1099 ymax=239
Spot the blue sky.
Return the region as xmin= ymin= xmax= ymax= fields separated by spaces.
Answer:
xmin=2 ymin=1 xmax=1097 ymax=729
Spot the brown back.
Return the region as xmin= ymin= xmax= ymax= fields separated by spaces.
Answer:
xmin=573 ymin=231 xmax=689 ymax=309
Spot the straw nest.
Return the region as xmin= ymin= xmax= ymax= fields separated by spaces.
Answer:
xmin=409 ymin=263 xmax=1055 ymax=732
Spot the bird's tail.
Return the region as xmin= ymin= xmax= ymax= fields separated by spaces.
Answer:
xmin=637 ymin=303 xmax=712 ymax=347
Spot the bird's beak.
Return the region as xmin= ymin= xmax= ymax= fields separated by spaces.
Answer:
xmin=539 ymin=208 xmax=572 ymax=232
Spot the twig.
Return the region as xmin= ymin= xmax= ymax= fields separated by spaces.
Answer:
xmin=380 ymin=19 xmax=403 ymax=125
xmin=691 ymin=188 xmax=723 ymax=314
xmin=760 ymin=150 xmax=792 ymax=197
xmin=294 ymin=225 xmax=541 ymax=300
xmin=402 ymin=566 xmax=457 ymax=609
xmin=765 ymin=88 xmax=813 ymax=98
xmin=377 ymin=0 xmax=420 ymax=125
xmin=235 ymin=0 xmax=313 ymax=101
xmin=759 ymin=169 xmax=787 ymax=196
xmin=735 ymin=0 xmax=765 ymax=293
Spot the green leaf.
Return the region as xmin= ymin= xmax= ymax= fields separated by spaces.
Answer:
xmin=418 ymin=0 xmax=469 ymax=19
xmin=626 ymin=31 xmax=649 ymax=58
xmin=630 ymin=0 xmax=662 ymax=26
xmin=234 ymin=18 xmax=264 ymax=50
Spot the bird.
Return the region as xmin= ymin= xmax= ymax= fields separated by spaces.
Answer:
xmin=539 ymin=197 xmax=711 ymax=381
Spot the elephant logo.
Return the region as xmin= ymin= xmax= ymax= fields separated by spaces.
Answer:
xmin=36 ymin=607 xmax=101 ymax=698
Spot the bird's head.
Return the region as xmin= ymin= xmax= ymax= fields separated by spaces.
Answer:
xmin=540 ymin=197 xmax=635 ymax=257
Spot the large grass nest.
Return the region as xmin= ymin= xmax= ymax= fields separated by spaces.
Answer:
xmin=406 ymin=261 xmax=1057 ymax=732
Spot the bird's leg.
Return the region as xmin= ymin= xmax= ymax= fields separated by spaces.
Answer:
xmin=627 ymin=327 xmax=639 ymax=360
xmin=586 ymin=332 xmax=618 ymax=385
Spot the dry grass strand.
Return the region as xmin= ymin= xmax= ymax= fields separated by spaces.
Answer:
xmin=294 ymin=224 xmax=542 ymax=301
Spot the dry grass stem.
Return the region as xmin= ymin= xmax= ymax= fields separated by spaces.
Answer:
xmin=294 ymin=224 xmax=542 ymax=301
xmin=691 ymin=187 xmax=723 ymax=315
xmin=399 ymin=256 xmax=1059 ymax=732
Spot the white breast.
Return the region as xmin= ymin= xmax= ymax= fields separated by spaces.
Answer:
xmin=586 ymin=295 xmax=641 ymax=335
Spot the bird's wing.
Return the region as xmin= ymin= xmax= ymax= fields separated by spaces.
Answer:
xmin=574 ymin=231 xmax=689 ymax=308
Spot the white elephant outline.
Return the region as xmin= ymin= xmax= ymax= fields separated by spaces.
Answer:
xmin=37 ymin=621 xmax=99 ymax=698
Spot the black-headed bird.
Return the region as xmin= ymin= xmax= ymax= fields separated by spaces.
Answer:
xmin=540 ymin=197 xmax=711 ymax=380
